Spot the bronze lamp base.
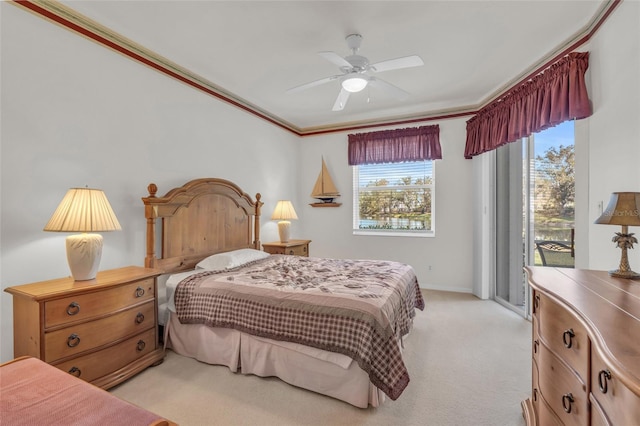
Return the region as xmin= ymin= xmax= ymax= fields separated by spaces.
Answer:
xmin=608 ymin=226 xmax=639 ymax=280
xmin=609 ymin=269 xmax=640 ymax=280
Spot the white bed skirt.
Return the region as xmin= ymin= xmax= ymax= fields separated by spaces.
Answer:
xmin=165 ymin=313 xmax=385 ymax=408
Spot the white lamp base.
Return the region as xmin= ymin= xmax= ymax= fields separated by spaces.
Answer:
xmin=66 ymin=233 xmax=103 ymax=281
xmin=277 ymin=220 xmax=291 ymax=243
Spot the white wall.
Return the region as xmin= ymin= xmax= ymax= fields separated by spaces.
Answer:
xmin=0 ymin=4 xmax=299 ymax=362
xmin=582 ymin=0 xmax=640 ymax=271
xmin=299 ymin=118 xmax=474 ymax=293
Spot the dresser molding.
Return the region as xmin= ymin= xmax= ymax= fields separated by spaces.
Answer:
xmin=523 ymin=267 xmax=640 ymax=425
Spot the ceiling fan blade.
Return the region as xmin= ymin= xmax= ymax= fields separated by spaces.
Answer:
xmin=368 ymin=77 xmax=410 ymax=100
xmin=318 ymin=51 xmax=353 ymax=69
xmin=370 ymin=55 xmax=424 ymax=73
xmin=286 ymin=75 xmax=339 ymax=94
xmin=332 ymin=88 xmax=351 ymax=111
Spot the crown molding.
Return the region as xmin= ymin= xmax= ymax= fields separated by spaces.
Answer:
xmin=12 ymin=0 xmax=301 ymax=134
xmin=12 ymin=0 xmax=621 ymax=137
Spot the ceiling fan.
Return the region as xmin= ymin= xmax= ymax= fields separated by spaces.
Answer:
xmin=286 ymin=33 xmax=424 ymax=111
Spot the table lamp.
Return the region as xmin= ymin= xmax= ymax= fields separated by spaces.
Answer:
xmin=44 ymin=187 xmax=122 ymax=281
xmin=271 ymin=200 xmax=298 ymax=243
xmin=594 ymin=192 xmax=640 ymax=279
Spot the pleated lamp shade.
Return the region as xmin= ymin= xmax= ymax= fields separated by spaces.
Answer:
xmin=44 ymin=188 xmax=121 ymax=280
xmin=271 ymin=200 xmax=298 ymax=243
xmin=271 ymin=200 xmax=299 ymax=221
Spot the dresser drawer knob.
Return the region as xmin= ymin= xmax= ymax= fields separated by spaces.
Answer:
xmin=135 ymin=312 xmax=145 ymax=324
xmin=68 ymin=366 xmax=82 ymax=377
xmin=533 ymin=340 xmax=539 ymax=354
xmin=562 ymin=393 xmax=574 ymax=413
xmin=534 ymin=294 xmax=540 ymax=311
xmin=66 ymin=302 xmax=80 ymax=316
xmin=136 ymin=339 xmax=146 ymax=352
xmin=562 ymin=328 xmax=575 ymax=348
xmin=67 ymin=333 xmax=81 ymax=348
xmin=533 ymin=388 xmax=538 ymax=402
xmin=135 ymin=286 xmax=145 ymax=298
xmin=598 ymin=369 xmax=612 ymax=393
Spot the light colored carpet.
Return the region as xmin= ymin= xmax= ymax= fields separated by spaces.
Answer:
xmin=110 ymin=290 xmax=531 ymax=426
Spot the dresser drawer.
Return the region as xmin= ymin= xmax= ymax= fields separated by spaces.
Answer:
xmin=538 ymin=339 xmax=588 ymax=426
xmin=44 ymin=301 xmax=156 ymax=362
xmin=532 ymin=290 xmax=541 ymax=317
xmin=533 ymin=359 xmax=564 ymax=426
xmin=52 ymin=328 xmax=156 ymax=383
xmin=532 ymin=358 xmax=541 ymax=416
xmin=44 ymin=278 xmax=155 ymax=328
xmin=537 ymin=292 xmax=589 ymax=381
xmin=536 ymin=392 xmax=564 ymax=426
xmin=590 ymin=393 xmax=612 ymax=426
xmin=590 ymin=348 xmax=640 ymax=425
xmin=532 ymin=316 xmax=540 ymax=365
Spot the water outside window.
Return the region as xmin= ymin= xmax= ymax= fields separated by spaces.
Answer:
xmin=353 ymin=161 xmax=434 ymax=235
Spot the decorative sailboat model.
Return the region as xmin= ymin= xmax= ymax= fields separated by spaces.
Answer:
xmin=310 ymin=158 xmax=341 ymax=207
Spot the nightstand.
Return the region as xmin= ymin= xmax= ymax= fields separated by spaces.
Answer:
xmin=263 ymin=239 xmax=311 ymax=257
xmin=4 ymin=266 xmax=165 ymax=390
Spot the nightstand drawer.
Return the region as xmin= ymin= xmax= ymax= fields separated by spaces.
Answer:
xmin=52 ymin=328 xmax=156 ymax=383
xmin=286 ymin=245 xmax=308 ymax=256
xmin=262 ymin=240 xmax=311 ymax=257
xmin=44 ymin=278 xmax=155 ymax=328
xmin=45 ymin=301 xmax=155 ymax=362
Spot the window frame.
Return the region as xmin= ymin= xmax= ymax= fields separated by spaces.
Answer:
xmin=352 ymin=160 xmax=435 ymax=238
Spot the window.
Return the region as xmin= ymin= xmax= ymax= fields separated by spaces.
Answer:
xmin=353 ymin=160 xmax=434 ymax=236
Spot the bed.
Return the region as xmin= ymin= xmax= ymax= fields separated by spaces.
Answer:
xmin=142 ymin=178 xmax=424 ymax=408
xmin=0 ymin=356 xmax=176 ymax=426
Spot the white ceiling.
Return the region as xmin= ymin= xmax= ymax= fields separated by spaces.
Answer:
xmin=56 ymin=0 xmax=609 ymax=134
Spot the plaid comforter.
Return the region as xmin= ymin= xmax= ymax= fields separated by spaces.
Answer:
xmin=174 ymin=255 xmax=425 ymax=400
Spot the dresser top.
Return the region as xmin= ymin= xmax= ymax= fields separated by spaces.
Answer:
xmin=525 ymin=267 xmax=640 ymax=395
xmin=4 ymin=266 xmax=162 ymax=300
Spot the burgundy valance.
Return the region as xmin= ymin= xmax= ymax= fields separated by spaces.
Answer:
xmin=464 ymin=52 xmax=592 ymax=159
xmin=348 ymin=125 xmax=442 ymax=165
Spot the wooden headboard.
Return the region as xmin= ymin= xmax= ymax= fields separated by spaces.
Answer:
xmin=142 ymin=178 xmax=263 ymax=273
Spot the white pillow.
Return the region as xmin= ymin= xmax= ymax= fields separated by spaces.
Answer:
xmin=196 ymin=248 xmax=270 ymax=271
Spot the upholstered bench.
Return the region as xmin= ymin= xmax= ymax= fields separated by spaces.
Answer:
xmin=0 ymin=356 xmax=176 ymax=426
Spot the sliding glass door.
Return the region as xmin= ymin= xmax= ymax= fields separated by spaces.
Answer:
xmin=495 ymin=139 xmax=526 ymax=314
xmin=495 ymin=121 xmax=575 ymax=316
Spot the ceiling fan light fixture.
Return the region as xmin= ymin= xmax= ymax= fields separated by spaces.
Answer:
xmin=342 ymin=76 xmax=368 ymax=93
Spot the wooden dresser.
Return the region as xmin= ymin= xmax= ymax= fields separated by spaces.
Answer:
xmin=5 ymin=266 xmax=165 ymax=390
xmin=262 ymin=239 xmax=311 ymax=257
xmin=523 ymin=267 xmax=640 ymax=425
